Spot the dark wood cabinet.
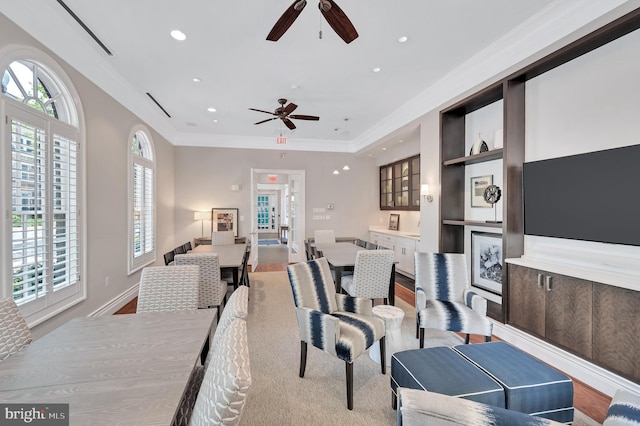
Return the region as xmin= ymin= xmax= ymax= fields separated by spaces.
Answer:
xmin=379 ymin=154 xmax=420 ymax=210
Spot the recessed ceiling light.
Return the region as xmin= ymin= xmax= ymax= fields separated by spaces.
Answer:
xmin=398 ymin=36 xmax=408 ymax=43
xmin=399 ymin=139 xmax=404 ymax=143
xmin=382 ymin=147 xmax=387 ymax=151
xmin=192 ymin=77 xmax=202 ymax=83
xmin=291 ymin=84 xmax=299 ymax=90
xmin=372 ymin=67 xmax=381 ymax=73
xmin=170 ymin=30 xmax=187 ymax=41
xmin=212 ymin=119 xmax=218 ymax=123
xmin=186 ymin=122 xmax=197 ymax=127
xmin=207 ymin=107 xmax=216 ymax=113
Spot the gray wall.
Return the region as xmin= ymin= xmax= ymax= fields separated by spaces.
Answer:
xmin=0 ymin=14 xmax=176 ymax=339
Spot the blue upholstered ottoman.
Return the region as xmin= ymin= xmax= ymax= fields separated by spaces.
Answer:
xmin=390 ymin=346 xmax=505 ymax=409
xmin=454 ymin=342 xmax=574 ymax=423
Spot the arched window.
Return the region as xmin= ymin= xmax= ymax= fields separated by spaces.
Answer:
xmin=2 ymin=52 xmax=85 ymax=325
xmin=128 ymin=127 xmax=155 ymax=273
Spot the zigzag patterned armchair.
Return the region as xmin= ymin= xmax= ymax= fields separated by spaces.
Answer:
xmin=414 ymin=252 xmax=493 ymax=347
xmin=287 ymin=257 xmax=386 ymax=410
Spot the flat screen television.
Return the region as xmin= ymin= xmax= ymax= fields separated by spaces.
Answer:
xmin=522 ymin=144 xmax=640 ymax=247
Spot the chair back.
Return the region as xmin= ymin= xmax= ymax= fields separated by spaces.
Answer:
xmin=0 ymin=299 xmax=32 ymax=361
xmin=349 ymin=250 xmax=395 ymax=299
xmin=183 ymin=241 xmax=193 ymax=252
xmin=365 ymin=242 xmax=378 ymax=250
xmin=213 ymin=286 xmax=249 ymax=347
xmin=287 ymin=257 xmax=337 ymax=314
xmin=355 ymin=239 xmax=367 ymax=247
xmin=174 ymin=245 xmax=186 ymax=255
xmin=314 ymin=229 xmax=336 ymax=245
xmin=414 ymin=252 xmax=468 ymax=303
xmin=211 ymin=231 xmax=235 ymax=245
xmin=163 ymin=250 xmax=175 ymax=266
xmin=175 ymin=253 xmax=224 ymax=309
xmin=136 ymin=265 xmax=199 ymax=313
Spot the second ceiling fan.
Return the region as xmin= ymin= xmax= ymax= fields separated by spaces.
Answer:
xmin=266 ymin=0 xmax=359 ymax=44
xmin=249 ymin=98 xmax=320 ymax=130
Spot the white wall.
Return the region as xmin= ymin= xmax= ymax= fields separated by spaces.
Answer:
xmin=172 ymin=147 xmax=379 ymax=245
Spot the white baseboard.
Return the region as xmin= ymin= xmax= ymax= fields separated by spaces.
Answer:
xmin=88 ymin=284 xmax=139 ymax=317
xmin=493 ymin=321 xmax=640 ymax=397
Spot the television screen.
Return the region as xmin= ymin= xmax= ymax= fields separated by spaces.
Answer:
xmin=523 ymin=144 xmax=640 ymax=246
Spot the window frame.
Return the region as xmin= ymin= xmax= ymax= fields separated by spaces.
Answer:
xmin=127 ymin=125 xmax=156 ymax=275
xmin=1 ymin=46 xmax=86 ymax=327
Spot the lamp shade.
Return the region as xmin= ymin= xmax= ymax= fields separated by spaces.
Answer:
xmin=194 ymin=211 xmax=208 ymax=221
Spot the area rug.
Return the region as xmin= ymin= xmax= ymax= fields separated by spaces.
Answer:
xmin=237 ymin=271 xmax=601 ymax=426
xmin=258 ymin=239 xmax=280 ymax=246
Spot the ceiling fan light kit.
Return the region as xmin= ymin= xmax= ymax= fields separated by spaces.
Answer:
xmin=267 ymin=0 xmax=358 ymax=44
xmin=249 ymin=98 xmax=319 ymax=130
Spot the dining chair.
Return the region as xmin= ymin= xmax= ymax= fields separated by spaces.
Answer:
xmin=136 ymin=265 xmax=199 ymax=313
xmin=163 ymin=250 xmax=175 ymax=266
xmin=174 ymin=245 xmax=186 ymax=255
xmin=355 ymin=238 xmax=367 ymax=248
xmin=241 ymin=243 xmax=251 ymax=287
xmin=287 ymin=257 xmax=386 ymax=410
xmin=211 ymin=230 xmax=235 ymax=245
xmin=0 ymin=299 xmax=33 ymax=361
xmin=314 ymin=229 xmax=336 ymax=244
xmin=414 ymin=252 xmax=493 ymax=347
xmin=365 ymin=241 xmax=378 ymax=250
xmin=340 ymin=249 xmax=395 ymax=305
xmin=175 ymin=253 xmax=228 ymax=320
xmin=183 ymin=241 xmax=193 ymax=253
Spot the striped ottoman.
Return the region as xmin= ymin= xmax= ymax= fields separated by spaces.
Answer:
xmin=454 ymin=342 xmax=574 ymax=423
xmin=390 ymin=346 xmax=505 ymax=410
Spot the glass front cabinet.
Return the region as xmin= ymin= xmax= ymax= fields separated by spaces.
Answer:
xmin=379 ymin=154 xmax=420 ymax=210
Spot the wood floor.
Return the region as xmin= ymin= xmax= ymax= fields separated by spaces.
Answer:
xmin=117 ymin=263 xmax=611 ymax=423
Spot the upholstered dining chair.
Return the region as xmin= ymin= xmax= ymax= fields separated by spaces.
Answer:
xmin=136 ymin=265 xmax=199 ymax=313
xmin=287 ymin=257 xmax=386 ymax=410
xmin=0 ymin=299 xmax=32 ymax=361
xmin=175 ymin=253 xmax=228 ymax=320
xmin=211 ymin=230 xmax=235 ymax=245
xmin=314 ymin=229 xmax=336 ymax=245
xmin=340 ymin=249 xmax=395 ymax=305
xmin=414 ymin=252 xmax=493 ymax=347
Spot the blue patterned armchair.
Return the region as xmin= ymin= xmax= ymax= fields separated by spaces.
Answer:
xmin=287 ymin=257 xmax=386 ymax=410
xmin=414 ymin=252 xmax=493 ymax=347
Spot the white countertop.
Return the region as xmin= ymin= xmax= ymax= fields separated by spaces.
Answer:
xmin=369 ymin=226 xmax=420 ymax=240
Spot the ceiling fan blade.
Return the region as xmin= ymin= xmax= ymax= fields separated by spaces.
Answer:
xmin=320 ymin=0 xmax=359 ymax=44
xmin=267 ymin=0 xmax=306 ymax=41
xmin=282 ymin=118 xmax=296 ymax=130
xmin=289 ymin=114 xmax=319 ymax=121
xmin=283 ymin=103 xmax=298 ymax=114
xmin=254 ymin=117 xmax=279 ymax=125
xmin=249 ymin=108 xmax=277 ymax=115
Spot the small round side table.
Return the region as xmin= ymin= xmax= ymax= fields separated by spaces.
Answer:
xmin=369 ymin=304 xmax=405 ymax=368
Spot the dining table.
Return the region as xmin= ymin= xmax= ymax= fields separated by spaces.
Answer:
xmin=314 ymin=242 xmax=397 ymax=305
xmin=0 ymin=309 xmax=216 ymax=426
xmin=192 ymin=242 xmax=247 ymax=289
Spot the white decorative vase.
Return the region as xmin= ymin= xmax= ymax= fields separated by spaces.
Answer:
xmin=470 ymin=133 xmax=488 ymax=155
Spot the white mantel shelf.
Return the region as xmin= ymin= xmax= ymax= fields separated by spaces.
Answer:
xmin=506 ymin=256 xmax=640 ymax=292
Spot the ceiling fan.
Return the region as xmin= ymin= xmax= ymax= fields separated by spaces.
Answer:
xmin=249 ymin=98 xmax=320 ymax=130
xmin=266 ymin=0 xmax=359 ymax=44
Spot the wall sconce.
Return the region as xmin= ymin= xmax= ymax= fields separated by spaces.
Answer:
xmin=421 ymin=184 xmax=433 ymax=203
xmin=194 ymin=211 xmax=208 ymax=237
xmin=230 ymin=184 xmax=242 ymax=191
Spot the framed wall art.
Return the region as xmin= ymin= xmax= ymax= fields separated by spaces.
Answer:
xmin=471 ymin=231 xmax=503 ymax=295
xmin=470 ymin=175 xmax=493 ymax=208
xmin=388 ymin=213 xmax=400 ymax=231
xmin=211 ymin=208 xmax=238 ymax=236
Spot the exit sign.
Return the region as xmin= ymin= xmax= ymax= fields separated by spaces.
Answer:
xmin=276 ymin=136 xmax=287 ymax=144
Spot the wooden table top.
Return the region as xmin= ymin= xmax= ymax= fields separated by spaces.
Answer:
xmin=0 ymin=310 xmax=216 ymax=425
xmin=191 ymin=243 xmax=246 ymax=268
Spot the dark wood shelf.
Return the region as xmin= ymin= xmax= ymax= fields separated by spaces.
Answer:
xmin=443 ymin=148 xmax=503 ymax=166
xmin=442 ymin=219 xmax=503 ymax=229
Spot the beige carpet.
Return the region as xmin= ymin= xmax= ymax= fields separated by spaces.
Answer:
xmin=238 ymin=271 xmax=601 ymax=426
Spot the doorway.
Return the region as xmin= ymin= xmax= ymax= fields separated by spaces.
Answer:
xmin=250 ymin=169 xmax=306 ymax=271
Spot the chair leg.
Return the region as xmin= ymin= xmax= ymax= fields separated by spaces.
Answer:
xmin=346 ymin=361 xmax=354 ymax=410
xmin=392 ymin=392 xmax=397 ymax=410
xmin=485 ymin=334 xmax=492 ymax=342
xmin=299 ymin=341 xmax=307 ymax=378
xmin=383 ymin=297 xmax=388 ymax=305
xmin=465 ymin=334 xmax=470 ymax=344
xmin=217 ymin=305 xmax=222 ymax=322
xmin=419 ymin=327 xmax=425 ymax=348
xmin=379 ymin=336 xmax=386 ymax=373
xmin=416 ymin=319 xmax=419 ymax=339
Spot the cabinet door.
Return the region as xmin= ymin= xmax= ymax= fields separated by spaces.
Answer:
xmin=592 ymin=283 xmax=640 ymax=381
xmin=508 ymin=264 xmax=545 ymax=337
xmin=379 ymin=166 xmax=393 ymax=209
xmin=545 ymin=274 xmax=593 ymax=358
xmin=394 ymin=237 xmax=416 ymax=276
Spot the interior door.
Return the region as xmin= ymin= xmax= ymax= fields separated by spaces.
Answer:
xmin=249 ymin=169 xmax=259 ymax=271
xmin=287 ymin=172 xmax=305 ymax=263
